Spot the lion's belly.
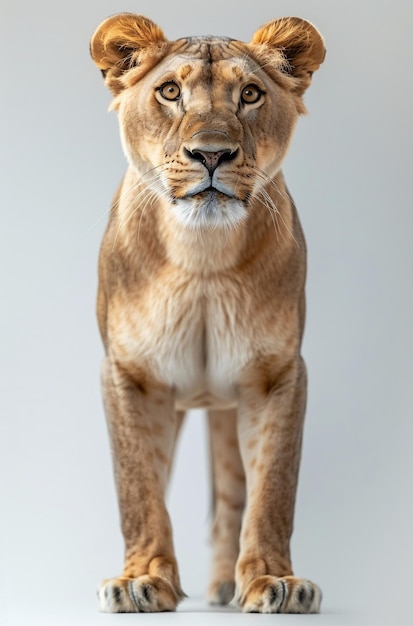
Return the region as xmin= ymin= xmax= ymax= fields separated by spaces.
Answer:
xmin=110 ymin=281 xmax=255 ymax=410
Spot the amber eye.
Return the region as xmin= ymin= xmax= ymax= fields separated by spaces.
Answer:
xmin=159 ymin=81 xmax=181 ymax=101
xmin=241 ymin=84 xmax=263 ymax=104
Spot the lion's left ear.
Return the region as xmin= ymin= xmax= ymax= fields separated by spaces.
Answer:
xmin=251 ymin=17 xmax=325 ymax=91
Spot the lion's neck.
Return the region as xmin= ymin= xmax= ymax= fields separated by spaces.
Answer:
xmin=156 ymin=203 xmax=247 ymax=274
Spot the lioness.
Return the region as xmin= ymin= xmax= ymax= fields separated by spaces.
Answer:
xmin=90 ymin=13 xmax=325 ymax=614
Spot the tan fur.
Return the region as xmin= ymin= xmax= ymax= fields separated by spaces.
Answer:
xmin=90 ymin=13 xmax=325 ymax=613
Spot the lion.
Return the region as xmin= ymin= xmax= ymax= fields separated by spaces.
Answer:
xmin=90 ymin=13 xmax=325 ymax=614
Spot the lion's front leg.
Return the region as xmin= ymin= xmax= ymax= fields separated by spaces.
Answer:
xmin=235 ymin=357 xmax=321 ymax=614
xmin=98 ymin=357 xmax=185 ymax=613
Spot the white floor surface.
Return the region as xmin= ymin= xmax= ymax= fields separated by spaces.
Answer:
xmin=2 ymin=598 xmax=379 ymax=626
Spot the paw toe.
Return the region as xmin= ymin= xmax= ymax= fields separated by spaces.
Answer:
xmin=240 ymin=575 xmax=321 ymax=614
xmin=98 ymin=575 xmax=181 ymax=613
xmin=284 ymin=578 xmax=321 ymax=614
xmin=98 ymin=579 xmax=135 ymax=613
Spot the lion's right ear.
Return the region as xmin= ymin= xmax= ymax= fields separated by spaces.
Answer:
xmin=90 ymin=13 xmax=167 ymax=93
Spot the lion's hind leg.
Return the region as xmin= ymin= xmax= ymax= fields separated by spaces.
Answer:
xmin=207 ymin=408 xmax=246 ymax=605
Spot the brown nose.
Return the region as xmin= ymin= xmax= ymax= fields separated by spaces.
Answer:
xmin=184 ymin=148 xmax=238 ymax=175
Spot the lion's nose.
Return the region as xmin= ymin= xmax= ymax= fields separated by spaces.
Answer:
xmin=184 ymin=148 xmax=239 ymax=175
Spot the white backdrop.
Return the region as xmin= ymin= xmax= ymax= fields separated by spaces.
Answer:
xmin=1 ymin=1 xmax=412 ymax=625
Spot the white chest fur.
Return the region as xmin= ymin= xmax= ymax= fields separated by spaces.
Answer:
xmin=110 ymin=272 xmax=266 ymax=410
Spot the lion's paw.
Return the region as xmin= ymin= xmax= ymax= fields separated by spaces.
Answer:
xmin=98 ymin=575 xmax=182 ymax=613
xmin=208 ymin=580 xmax=235 ymax=605
xmin=239 ymin=575 xmax=321 ymax=614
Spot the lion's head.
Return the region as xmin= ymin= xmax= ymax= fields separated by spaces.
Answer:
xmin=91 ymin=14 xmax=325 ymax=231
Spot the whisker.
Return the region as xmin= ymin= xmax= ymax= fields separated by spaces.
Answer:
xmin=80 ymin=179 xmax=143 ymax=238
xmin=136 ymin=189 xmax=159 ymax=247
xmin=256 ymin=189 xmax=281 ymax=243
xmin=80 ymin=205 xmax=114 ymax=238
xmin=82 ymin=163 xmax=169 ymax=239
xmin=255 ymin=183 xmax=299 ymax=249
xmin=251 ymin=165 xmax=290 ymax=202
xmin=111 ymin=173 xmax=168 ymax=250
xmin=247 ymin=165 xmax=300 ymax=248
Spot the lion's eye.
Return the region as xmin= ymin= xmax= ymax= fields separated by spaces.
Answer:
xmin=159 ymin=81 xmax=181 ymax=101
xmin=241 ymin=84 xmax=263 ymax=104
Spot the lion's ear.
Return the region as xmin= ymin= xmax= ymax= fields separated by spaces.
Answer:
xmin=90 ymin=13 xmax=167 ymax=91
xmin=251 ymin=17 xmax=325 ymax=91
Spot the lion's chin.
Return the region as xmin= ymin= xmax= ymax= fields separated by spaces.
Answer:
xmin=171 ymin=190 xmax=248 ymax=230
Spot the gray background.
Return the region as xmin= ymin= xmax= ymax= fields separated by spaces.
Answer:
xmin=1 ymin=0 xmax=412 ymax=624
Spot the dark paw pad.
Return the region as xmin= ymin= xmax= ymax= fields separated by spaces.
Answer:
xmin=297 ymin=585 xmax=314 ymax=611
xmin=112 ymin=585 xmax=122 ymax=604
xmin=269 ymin=586 xmax=278 ymax=604
xmin=269 ymin=581 xmax=286 ymax=609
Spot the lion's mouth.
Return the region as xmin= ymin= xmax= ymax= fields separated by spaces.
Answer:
xmin=199 ymin=187 xmax=223 ymax=197
xmin=187 ymin=185 xmax=235 ymax=201
xmin=192 ymin=188 xmax=224 ymax=205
